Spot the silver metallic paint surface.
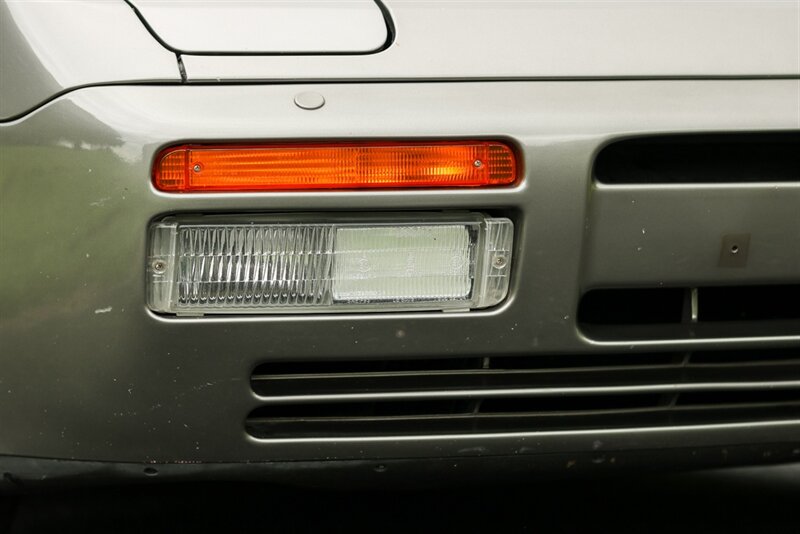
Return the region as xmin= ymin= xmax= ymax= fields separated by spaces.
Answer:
xmin=586 ymin=186 xmax=800 ymax=288
xmin=182 ymin=0 xmax=800 ymax=80
xmin=0 ymin=0 xmax=180 ymax=121
xmin=128 ymin=0 xmax=389 ymax=53
xmin=1 ymin=81 xmax=798 ymax=463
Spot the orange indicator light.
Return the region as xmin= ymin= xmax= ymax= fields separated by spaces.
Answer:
xmin=153 ymin=141 xmax=517 ymax=192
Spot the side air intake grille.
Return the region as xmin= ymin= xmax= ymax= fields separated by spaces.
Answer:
xmin=246 ymin=348 xmax=800 ymax=439
xmin=577 ymin=285 xmax=800 ymax=340
xmin=594 ymin=132 xmax=800 ymax=184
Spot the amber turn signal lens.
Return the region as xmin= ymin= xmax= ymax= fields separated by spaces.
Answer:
xmin=153 ymin=141 xmax=517 ymax=192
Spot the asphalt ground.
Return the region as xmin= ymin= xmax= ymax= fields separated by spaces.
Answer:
xmin=1 ymin=462 xmax=799 ymax=533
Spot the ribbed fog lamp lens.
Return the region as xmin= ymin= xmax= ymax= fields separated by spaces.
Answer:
xmin=147 ymin=214 xmax=513 ymax=315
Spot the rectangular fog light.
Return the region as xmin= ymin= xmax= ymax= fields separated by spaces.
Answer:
xmin=147 ymin=214 xmax=513 ymax=315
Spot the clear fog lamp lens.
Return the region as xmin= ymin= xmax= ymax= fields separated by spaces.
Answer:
xmin=147 ymin=214 xmax=513 ymax=314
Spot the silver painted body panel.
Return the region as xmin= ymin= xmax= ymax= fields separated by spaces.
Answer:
xmin=182 ymin=0 xmax=800 ymax=80
xmin=128 ymin=0 xmax=388 ymax=54
xmin=1 ymin=80 xmax=798 ymax=463
xmin=0 ymin=0 xmax=180 ymax=121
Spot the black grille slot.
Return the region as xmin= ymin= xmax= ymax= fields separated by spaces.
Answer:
xmin=677 ymin=389 xmax=800 ymax=407
xmin=577 ymin=288 xmax=685 ymax=325
xmin=246 ymin=348 xmax=800 ymax=439
xmin=489 ymin=352 xmax=678 ymax=369
xmin=594 ymin=132 xmax=800 ymax=184
xmin=578 ymin=285 xmax=800 ymax=339
xmin=479 ymin=394 xmax=662 ymax=413
xmin=257 ymin=358 xmax=484 ymax=375
xmin=691 ymin=348 xmax=800 ymax=364
xmin=250 ymin=399 xmax=474 ymax=420
xmin=697 ymin=285 xmax=800 ymax=322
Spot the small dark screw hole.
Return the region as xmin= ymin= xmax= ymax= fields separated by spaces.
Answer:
xmin=143 ymin=467 xmax=158 ymax=477
xmin=730 ymin=245 xmax=740 ymax=254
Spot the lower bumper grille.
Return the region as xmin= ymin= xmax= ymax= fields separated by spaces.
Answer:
xmin=246 ymin=348 xmax=800 ymax=439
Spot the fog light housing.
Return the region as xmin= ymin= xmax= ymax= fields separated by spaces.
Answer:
xmin=147 ymin=213 xmax=513 ymax=315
